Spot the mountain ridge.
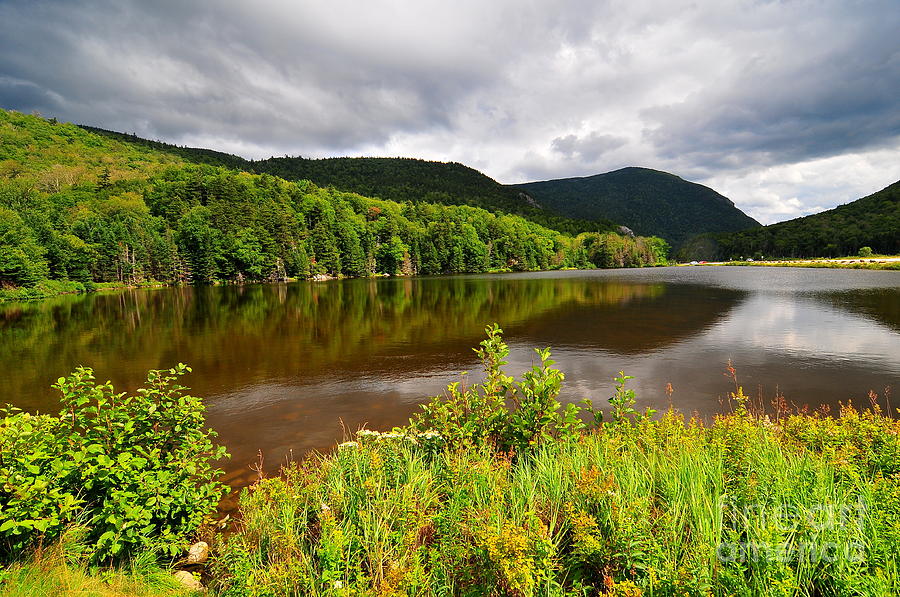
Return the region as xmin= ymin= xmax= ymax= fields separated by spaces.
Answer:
xmin=0 ymin=108 xmax=670 ymax=298
xmin=78 ymin=125 xmax=762 ymax=246
xmin=684 ymin=180 xmax=900 ymax=260
xmin=514 ymin=166 xmax=761 ymax=247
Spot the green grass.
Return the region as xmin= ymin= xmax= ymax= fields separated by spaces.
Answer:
xmin=214 ymin=408 xmax=900 ymax=596
xmin=0 ymin=540 xmax=194 ymax=597
xmin=0 ymin=279 xmax=90 ymax=302
xmin=0 ymin=279 xmax=172 ymax=303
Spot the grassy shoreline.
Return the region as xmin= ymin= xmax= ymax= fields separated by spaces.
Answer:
xmin=0 ymin=262 xmax=675 ymax=304
xmin=215 ymin=407 xmax=899 ymax=596
xmin=3 ymin=328 xmax=899 ymax=595
xmin=0 ymin=279 xmax=171 ymax=303
xmin=679 ymin=256 xmax=900 ymax=271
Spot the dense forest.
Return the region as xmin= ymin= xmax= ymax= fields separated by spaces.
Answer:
xmin=517 ymin=167 xmax=761 ymax=247
xmin=82 ymin=126 xmax=618 ymax=237
xmin=679 ymin=180 xmax=900 ymax=260
xmin=0 ymin=110 xmax=668 ymax=293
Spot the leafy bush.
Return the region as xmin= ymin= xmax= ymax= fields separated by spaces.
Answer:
xmin=0 ymin=364 xmax=228 ymax=562
xmin=406 ymin=324 xmax=593 ymax=455
xmin=405 ymin=324 xmax=658 ymax=456
xmin=858 ymin=246 xmax=873 ymax=257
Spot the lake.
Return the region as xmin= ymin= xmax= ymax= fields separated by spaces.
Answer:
xmin=2 ymin=266 xmax=899 ymax=490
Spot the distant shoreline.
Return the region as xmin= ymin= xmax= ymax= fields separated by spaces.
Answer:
xmin=681 ymin=256 xmax=900 ymax=271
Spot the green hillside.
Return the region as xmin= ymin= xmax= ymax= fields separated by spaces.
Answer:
xmin=0 ymin=109 xmax=667 ymax=299
xmin=515 ymin=167 xmax=761 ymax=246
xmin=251 ymin=156 xmax=620 ymax=235
xmin=692 ymin=180 xmax=900 ymax=260
xmin=81 ymin=127 xmax=617 ymax=236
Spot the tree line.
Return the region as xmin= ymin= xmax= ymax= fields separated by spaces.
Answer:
xmin=1 ymin=164 xmax=669 ymax=289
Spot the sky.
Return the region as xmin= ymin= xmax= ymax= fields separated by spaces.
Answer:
xmin=1 ymin=0 xmax=898 ymax=224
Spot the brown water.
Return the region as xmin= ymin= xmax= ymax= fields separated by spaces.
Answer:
xmin=2 ymin=266 xmax=899 ymax=491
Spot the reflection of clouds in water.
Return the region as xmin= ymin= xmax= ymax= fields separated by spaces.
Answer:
xmin=505 ymin=290 xmax=900 ymax=416
xmin=706 ymin=295 xmax=900 ymax=363
xmin=211 ymin=368 xmax=461 ymax=417
xmin=210 ymin=278 xmax=900 ymax=424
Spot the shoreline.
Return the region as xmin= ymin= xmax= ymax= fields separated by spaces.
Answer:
xmin=679 ymin=256 xmax=900 ymax=271
xmin=0 ymin=264 xmax=675 ymax=304
xmin=3 ymin=258 xmax=895 ymax=304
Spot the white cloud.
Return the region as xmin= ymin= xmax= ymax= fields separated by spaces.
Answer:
xmin=704 ymin=145 xmax=900 ymax=224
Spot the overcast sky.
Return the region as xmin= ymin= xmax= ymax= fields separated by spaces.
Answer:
xmin=1 ymin=0 xmax=898 ymax=224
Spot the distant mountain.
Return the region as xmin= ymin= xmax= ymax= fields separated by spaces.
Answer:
xmin=514 ymin=167 xmax=761 ymax=247
xmin=79 ymin=127 xmax=616 ymax=236
xmin=692 ymin=180 xmax=900 ymax=260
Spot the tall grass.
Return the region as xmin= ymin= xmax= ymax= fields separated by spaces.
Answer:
xmin=0 ymin=532 xmax=192 ymax=597
xmin=212 ymin=329 xmax=900 ymax=596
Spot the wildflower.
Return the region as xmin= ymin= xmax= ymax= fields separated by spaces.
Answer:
xmin=333 ymin=580 xmax=343 ymax=589
xmin=321 ymin=503 xmax=330 ymax=512
xmin=338 ymin=441 xmax=359 ymax=450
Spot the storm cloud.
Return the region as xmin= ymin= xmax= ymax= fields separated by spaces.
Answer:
xmin=1 ymin=0 xmax=898 ymax=223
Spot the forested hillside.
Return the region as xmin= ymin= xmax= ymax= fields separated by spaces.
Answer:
xmin=83 ymin=127 xmax=617 ymax=236
xmin=0 ymin=110 xmax=668 ymax=295
xmin=682 ymin=180 xmax=900 ymax=260
xmin=516 ymin=167 xmax=761 ymax=246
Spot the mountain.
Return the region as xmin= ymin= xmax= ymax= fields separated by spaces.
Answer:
xmin=80 ymin=127 xmax=616 ymax=236
xmin=694 ymin=180 xmax=900 ymax=260
xmin=514 ymin=167 xmax=761 ymax=246
xmin=1 ymin=109 xmax=667 ymax=297
xmin=248 ymin=156 xmax=623 ymax=236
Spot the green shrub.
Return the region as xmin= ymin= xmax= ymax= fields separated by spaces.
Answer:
xmin=0 ymin=364 xmax=228 ymax=562
xmin=0 ymin=279 xmax=87 ymax=302
xmin=406 ymin=324 xmax=591 ymax=455
xmin=858 ymin=246 xmax=873 ymax=257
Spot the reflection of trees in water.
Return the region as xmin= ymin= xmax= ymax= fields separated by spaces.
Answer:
xmin=814 ymin=288 xmax=900 ymax=333
xmin=0 ymin=277 xmax=732 ymax=412
xmin=516 ymin=283 xmax=746 ymax=354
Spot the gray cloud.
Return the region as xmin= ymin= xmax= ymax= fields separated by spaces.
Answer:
xmin=643 ymin=5 xmax=900 ymax=175
xmin=552 ymin=132 xmax=628 ymax=162
xmin=1 ymin=0 xmax=898 ymax=224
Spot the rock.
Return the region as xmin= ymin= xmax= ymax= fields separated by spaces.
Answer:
xmin=174 ymin=570 xmax=204 ymax=591
xmin=617 ymin=225 xmax=635 ymax=237
xmin=186 ymin=541 xmax=209 ymax=565
xmin=518 ymin=191 xmax=541 ymax=209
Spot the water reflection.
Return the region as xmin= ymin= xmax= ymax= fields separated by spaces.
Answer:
xmin=2 ymin=266 xmax=898 ymax=488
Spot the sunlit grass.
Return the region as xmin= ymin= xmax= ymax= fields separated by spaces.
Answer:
xmin=0 ymin=540 xmax=193 ymax=597
xmin=213 ymin=407 xmax=900 ymax=596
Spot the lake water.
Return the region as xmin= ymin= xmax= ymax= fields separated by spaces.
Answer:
xmin=2 ymin=266 xmax=899 ymax=490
